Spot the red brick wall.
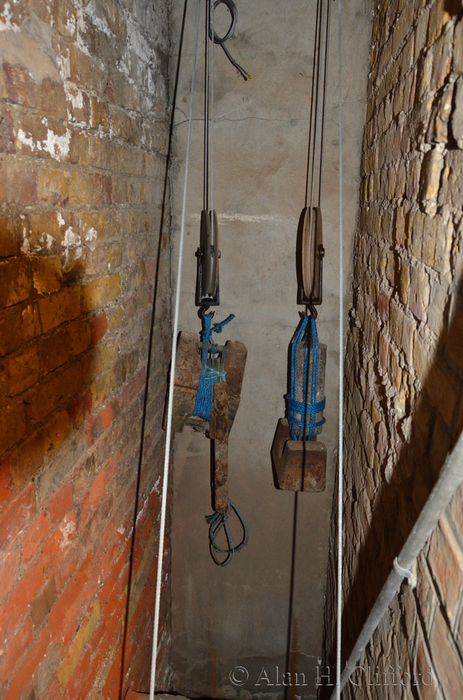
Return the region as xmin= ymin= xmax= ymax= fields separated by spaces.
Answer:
xmin=0 ymin=0 xmax=172 ymax=697
xmin=324 ymin=1 xmax=463 ymax=697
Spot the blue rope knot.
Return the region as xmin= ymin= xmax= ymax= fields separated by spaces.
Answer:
xmin=206 ymin=500 xmax=249 ymax=567
xmin=286 ymin=314 xmax=326 ymax=441
xmin=194 ymin=312 xmax=235 ymax=420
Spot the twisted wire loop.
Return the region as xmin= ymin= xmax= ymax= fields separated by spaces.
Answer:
xmin=286 ymin=314 xmax=326 ymax=441
xmin=193 ymin=312 xmax=235 ymax=419
xmin=209 ymin=0 xmax=251 ymax=80
xmin=206 ymin=500 xmax=250 ymax=566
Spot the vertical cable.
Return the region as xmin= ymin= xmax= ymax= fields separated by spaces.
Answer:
xmin=318 ymin=0 xmax=331 ymax=207
xmin=204 ymin=0 xmax=209 ymax=211
xmin=304 ymin=0 xmax=321 ymax=209
xmin=210 ymin=0 xmax=214 ymax=218
xmin=336 ymin=0 xmax=343 ymax=698
xmin=307 ymin=0 xmax=325 ymax=293
xmin=148 ymin=0 xmax=202 ymax=696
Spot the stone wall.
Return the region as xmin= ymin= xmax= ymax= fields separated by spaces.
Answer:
xmin=324 ymin=1 xmax=463 ymax=698
xmin=0 ymin=0 xmax=172 ymax=697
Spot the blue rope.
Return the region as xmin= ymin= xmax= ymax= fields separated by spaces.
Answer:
xmin=206 ymin=500 xmax=249 ymax=566
xmin=287 ymin=315 xmax=326 ymax=440
xmin=194 ymin=313 xmax=235 ymax=420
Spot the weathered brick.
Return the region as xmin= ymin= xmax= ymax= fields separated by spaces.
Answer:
xmin=2 ymin=62 xmax=38 ymax=107
xmin=38 ymin=286 xmax=81 ymax=333
xmin=66 ymin=316 xmax=92 ymax=356
xmin=40 ymin=78 xmax=67 ymax=119
xmin=31 ymin=255 xmax=63 ymax=295
xmin=22 ymin=510 xmax=51 ymax=564
xmin=38 ymin=327 xmax=69 ymax=375
xmin=0 ymin=0 xmax=170 ymax=694
xmin=48 ymin=555 xmax=95 ymax=646
xmin=90 ymin=311 xmax=109 ymax=345
xmin=0 ymin=545 xmax=20 ymax=603
xmin=0 ymin=558 xmax=43 ymax=643
xmin=81 ymin=273 xmax=120 ymax=312
xmin=0 ymin=615 xmax=33 ymax=682
xmin=430 ymin=606 xmax=463 ymax=698
xmin=0 ymin=482 xmax=36 ymax=549
xmin=90 ymin=368 xmax=112 ymax=408
xmin=6 ymin=346 xmax=40 ymax=395
xmin=0 ymin=216 xmax=19 ymax=257
xmin=0 ymin=398 xmax=27 ymax=455
xmin=30 ymin=574 xmax=57 ymax=629
xmin=0 ymin=305 xmax=24 ymax=356
xmin=0 ymin=257 xmax=32 ymax=308
xmin=428 ymin=516 xmax=463 ymax=620
xmin=22 ymin=301 xmax=42 ymax=340
xmin=3 ymin=627 xmax=51 ymax=700
xmin=8 ymin=426 xmax=46 ymax=484
xmin=38 ymin=165 xmax=70 ymax=205
xmin=43 ymin=409 xmax=72 ymax=454
xmin=0 ymin=106 xmax=16 ymax=154
xmin=26 ymin=360 xmax=83 ymax=422
xmin=27 ymin=211 xmax=67 ymax=251
xmin=57 ymin=599 xmax=100 ymax=689
xmin=48 ymin=482 xmax=73 ymax=523
xmin=0 ymin=161 xmax=37 ymax=205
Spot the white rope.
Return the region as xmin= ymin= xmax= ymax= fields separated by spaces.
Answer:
xmin=336 ymin=0 xmax=343 ymax=698
xmin=148 ymin=0 xmax=202 ymax=696
xmin=393 ymin=557 xmax=417 ymax=589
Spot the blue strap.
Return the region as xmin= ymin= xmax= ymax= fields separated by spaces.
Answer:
xmin=194 ymin=313 xmax=235 ymax=420
xmin=206 ymin=500 xmax=249 ymax=567
xmin=286 ymin=315 xmax=326 ymax=440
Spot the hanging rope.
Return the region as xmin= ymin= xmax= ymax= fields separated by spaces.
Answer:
xmin=148 ymin=0 xmax=202 ymax=697
xmin=206 ymin=500 xmax=249 ymax=566
xmin=210 ymin=0 xmax=251 ymax=81
xmin=286 ymin=315 xmax=325 ymax=441
xmin=336 ymin=0 xmax=344 ymax=697
xmin=194 ymin=312 xmax=235 ymax=419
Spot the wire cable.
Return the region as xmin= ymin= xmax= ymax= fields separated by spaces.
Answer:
xmin=306 ymin=0 xmax=329 ymax=295
xmin=210 ymin=0 xmax=251 ymax=80
xmin=318 ymin=0 xmax=331 ymax=206
xmin=336 ymin=1 xmax=344 ymax=698
xmin=148 ymin=0 xmax=202 ymax=696
xmin=210 ymin=0 xmax=214 ymax=217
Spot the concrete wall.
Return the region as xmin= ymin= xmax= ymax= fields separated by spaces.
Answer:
xmin=0 ymin=0 xmax=172 ymax=696
xmin=168 ymin=1 xmax=371 ymax=698
xmin=324 ymin=1 xmax=463 ymax=698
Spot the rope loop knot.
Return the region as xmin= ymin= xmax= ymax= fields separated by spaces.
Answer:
xmin=286 ymin=314 xmax=326 ymax=440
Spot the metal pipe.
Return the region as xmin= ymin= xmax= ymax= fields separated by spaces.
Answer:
xmin=331 ymin=429 xmax=463 ymax=698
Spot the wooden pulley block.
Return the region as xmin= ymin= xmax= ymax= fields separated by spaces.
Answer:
xmin=298 ymin=206 xmax=324 ymax=305
xmin=167 ymin=331 xmax=247 ymax=512
xmin=271 ymin=418 xmax=326 ymax=492
xmin=167 ymin=331 xmax=247 ymax=436
xmin=210 ymin=381 xmax=229 ymax=512
xmin=167 ymin=331 xmax=203 ymax=434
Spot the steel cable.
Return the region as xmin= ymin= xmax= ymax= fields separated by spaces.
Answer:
xmin=210 ymin=0 xmax=251 ymax=81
